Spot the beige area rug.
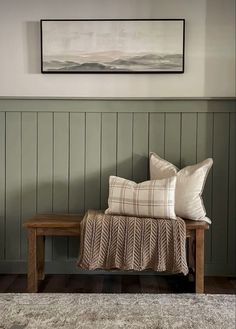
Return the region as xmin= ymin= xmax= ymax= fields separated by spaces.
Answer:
xmin=0 ymin=293 xmax=235 ymax=329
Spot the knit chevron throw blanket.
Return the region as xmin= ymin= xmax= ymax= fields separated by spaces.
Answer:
xmin=78 ymin=210 xmax=188 ymax=275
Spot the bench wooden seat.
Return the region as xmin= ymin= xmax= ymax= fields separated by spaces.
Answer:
xmin=23 ymin=213 xmax=209 ymax=293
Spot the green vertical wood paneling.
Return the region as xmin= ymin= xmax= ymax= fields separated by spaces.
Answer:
xmin=101 ymin=113 xmax=117 ymax=210
xmin=0 ymin=99 xmax=235 ymax=275
xmin=133 ymin=113 xmax=149 ymax=182
xmin=165 ymin=113 xmax=181 ymax=168
xmin=5 ymin=113 xmax=21 ymax=260
xmin=68 ymin=112 xmax=85 ymax=258
xmin=149 ymin=113 xmax=165 ymax=158
xmin=21 ymin=113 xmax=37 ymax=260
xmin=0 ymin=113 xmax=5 ymax=259
xmin=228 ymin=112 xmax=236 ymax=271
xmin=37 ymin=112 xmax=53 ymax=260
xmin=181 ymin=113 xmax=197 ymax=167
xmin=117 ymin=113 xmax=133 ymax=179
xmin=85 ymin=113 xmax=101 ymax=210
xmin=53 ymin=113 xmax=69 ymax=260
xmin=69 ymin=113 xmax=85 ymax=213
xmin=197 ymin=113 xmax=214 ymax=263
xmin=212 ymin=113 xmax=229 ymax=264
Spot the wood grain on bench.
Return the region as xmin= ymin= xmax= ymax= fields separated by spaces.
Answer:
xmin=23 ymin=213 xmax=209 ymax=293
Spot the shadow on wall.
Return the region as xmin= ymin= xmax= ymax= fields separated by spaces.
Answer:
xmin=204 ymin=0 xmax=235 ymax=96
xmin=4 ymin=148 xmax=219 ymax=265
xmin=24 ymin=21 xmax=41 ymax=74
xmin=4 ymin=158 xmax=148 ymax=261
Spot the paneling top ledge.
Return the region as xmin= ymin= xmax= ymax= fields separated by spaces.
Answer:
xmin=0 ymin=97 xmax=235 ymax=113
xmin=0 ymin=97 xmax=235 ymax=100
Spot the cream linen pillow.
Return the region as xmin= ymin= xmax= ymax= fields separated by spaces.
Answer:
xmin=149 ymin=153 xmax=213 ymax=223
xmin=105 ymin=175 xmax=177 ymax=220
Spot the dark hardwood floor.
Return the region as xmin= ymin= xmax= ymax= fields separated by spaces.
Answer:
xmin=0 ymin=274 xmax=235 ymax=294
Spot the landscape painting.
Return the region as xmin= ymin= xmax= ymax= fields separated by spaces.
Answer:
xmin=41 ymin=19 xmax=185 ymax=73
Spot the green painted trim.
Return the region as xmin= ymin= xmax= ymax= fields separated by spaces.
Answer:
xmin=0 ymin=261 xmax=235 ymax=276
xmin=0 ymin=99 xmax=235 ymax=113
xmin=0 ymin=97 xmax=235 ymax=100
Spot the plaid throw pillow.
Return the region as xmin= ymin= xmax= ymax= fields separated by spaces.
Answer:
xmin=105 ymin=176 xmax=177 ymax=219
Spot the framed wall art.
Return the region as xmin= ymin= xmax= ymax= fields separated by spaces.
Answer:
xmin=40 ymin=19 xmax=185 ymax=74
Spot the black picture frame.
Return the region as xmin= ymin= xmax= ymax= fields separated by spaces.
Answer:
xmin=40 ymin=19 xmax=185 ymax=74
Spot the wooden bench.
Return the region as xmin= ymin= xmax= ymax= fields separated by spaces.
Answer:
xmin=23 ymin=213 xmax=209 ymax=293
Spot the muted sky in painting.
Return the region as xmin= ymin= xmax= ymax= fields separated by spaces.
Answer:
xmin=42 ymin=20 xmax=183 ymax=58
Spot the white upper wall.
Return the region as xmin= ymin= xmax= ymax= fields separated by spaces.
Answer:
xmin=0 ymin=0 xmax=235 ymax=97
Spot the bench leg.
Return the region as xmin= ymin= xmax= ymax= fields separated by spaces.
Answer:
xmin=27 ymin=228 xmax=38 ymax=293
xmin=37 ymin=236 xmax=45 ymax=280
xmin=187 ymin=235 xmax=195 ymax=282
xmin=195 ymin=229 xmax=204 ymax=293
